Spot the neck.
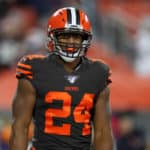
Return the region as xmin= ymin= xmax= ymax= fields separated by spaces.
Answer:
xmin=57 ymin=56 xmax=81 ymax=73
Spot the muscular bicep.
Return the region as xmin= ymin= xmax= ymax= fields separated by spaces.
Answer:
xmin=12 ymin=79 xmax=36 ymax=126
xmin=93 ymin=86 xmax=112 ymax=136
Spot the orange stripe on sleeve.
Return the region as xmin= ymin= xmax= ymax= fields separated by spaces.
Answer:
xmin=16 ymin=73 xmax=33 ymax=79
xmin=27 ymin=75 xmax=33 ymax=79
xmin=26 ymin=54 xmax=45 ymax=60
xmin=18 ymin=62 xmax=32 ymax=69
xmin=16 ymin=68 xmax=32 ymax=75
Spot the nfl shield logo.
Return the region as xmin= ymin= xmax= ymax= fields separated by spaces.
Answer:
xmin=65 ymin=75 xmax=79 ymax=84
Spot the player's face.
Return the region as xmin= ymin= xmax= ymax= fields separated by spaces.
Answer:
xmin=57 ymin=33 xmax=83 ymax=53
xmin=57 ymin=33 xmax=83 ymax=44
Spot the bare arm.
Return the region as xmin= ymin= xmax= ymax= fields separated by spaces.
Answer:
xmin=93 ymin=87 xmax=114 ymax=150
xmin=9 ymin=79 xmax=36 ymax=150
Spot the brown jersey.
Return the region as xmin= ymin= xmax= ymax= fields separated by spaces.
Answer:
xmin=16 ymin=53 xmax=111 ymax=150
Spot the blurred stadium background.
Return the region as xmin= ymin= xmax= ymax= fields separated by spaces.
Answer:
xmin=0 ymin=0 xmax=150 ymax=150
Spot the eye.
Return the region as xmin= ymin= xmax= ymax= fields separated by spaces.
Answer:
xmin=56 ymin=33 xmax=83 ymax=41
xmin=56 ymin=33 xmax=68 ymax=40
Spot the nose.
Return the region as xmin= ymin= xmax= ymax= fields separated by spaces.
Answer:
xmin=67 ymin=35 xmax=75 ymax=43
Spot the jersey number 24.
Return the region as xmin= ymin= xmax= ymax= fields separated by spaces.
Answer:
xmin=44 ymin=91 xmax=94 ymax=136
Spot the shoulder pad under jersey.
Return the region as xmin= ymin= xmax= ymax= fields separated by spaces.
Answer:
xmin=16 ymin=54 xmax=45 ymax=80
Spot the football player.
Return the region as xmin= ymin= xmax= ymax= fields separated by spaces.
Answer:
xmin=9 ymin=7 xmax=114 ymax=150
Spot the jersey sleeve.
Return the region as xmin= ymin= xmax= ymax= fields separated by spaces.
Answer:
xmin=99 ymin=63 xmax=112 ymax=94
xmin=90 ymin=58 xmax=112 ymax=87
xmin=16 ymin=56 xmax=33 ymax=81
xmin=94 ymin=58 xmax=112 ymax=86
xmin=94 ymin=59 xmax=112 ymax=92
xmin=105 ymin=65 xmax=112 ymax=86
